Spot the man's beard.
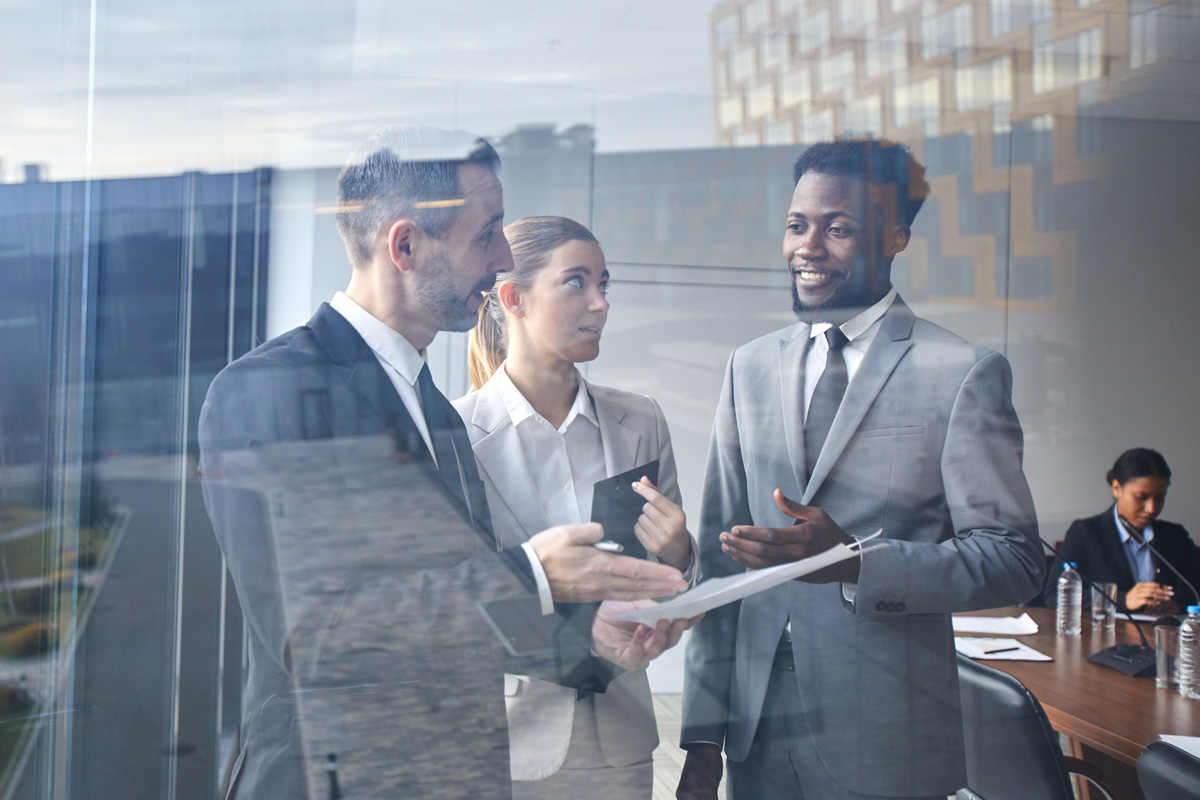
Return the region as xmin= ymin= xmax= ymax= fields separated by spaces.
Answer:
xmin=416 ymin=250 xmax=497 ymax=333
xmin=790 ymin=276 xmax=873 ymax=324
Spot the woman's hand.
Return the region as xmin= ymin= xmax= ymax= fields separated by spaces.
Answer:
xmin=631 ymin=477 xmax=694 ymax=572
xmin=1125 ymin=581 xmax=1174 ymax=612
xmin=591 ymin=600 xmax=703 ymax=671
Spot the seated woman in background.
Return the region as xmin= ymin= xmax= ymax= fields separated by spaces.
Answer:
xmin=1053 ymin=447 xmax=1200 ymax=614
xmin=453 ymin=216 xmax=696 ymax=799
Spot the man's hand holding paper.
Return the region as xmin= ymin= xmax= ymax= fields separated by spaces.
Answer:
xmin=529 ymin=522 xmax=689 ymax=603
xmin=719 ymin=489 xmax=861 ymax=583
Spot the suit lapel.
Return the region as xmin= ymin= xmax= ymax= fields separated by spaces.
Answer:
xmin=308 ymin=304 xmax=494 ymax=547
xmin=307 ymin=304 xmax=426 ymax=452
xmin=779 ymin=325 xmax=811 ymax=498
xmin=470 ymin=383 xmax=550 ymax=540
xmin=592 ymin=387 xmax=641 ymax=478
xmin=803 ymin=301 xmax=914 ymax=503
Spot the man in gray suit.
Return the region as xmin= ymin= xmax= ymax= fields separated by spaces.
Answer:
xmin=677 ymin=140 xmax=1044 ymax=800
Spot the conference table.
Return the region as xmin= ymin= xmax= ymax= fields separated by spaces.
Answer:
xmin=958 ymin=606 xmax=1200 ymax=799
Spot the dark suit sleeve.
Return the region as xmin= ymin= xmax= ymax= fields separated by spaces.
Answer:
xmin=198 ymin=356 xmax=591 ymax=695
xmin=1158 ymin=523 xmax=1200 ymax=608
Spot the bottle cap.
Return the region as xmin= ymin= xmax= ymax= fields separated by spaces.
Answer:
xmin=1065 ymin=562 xmax=1077 ymax=569
xmin=1189 ymin=605 xmax=1200 ymax=614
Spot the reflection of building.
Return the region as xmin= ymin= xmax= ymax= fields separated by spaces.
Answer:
xmin=711 ymin=0 xmax=1200 ymax=147
xmin=708 ymin=0 xmax=1200 ymax=312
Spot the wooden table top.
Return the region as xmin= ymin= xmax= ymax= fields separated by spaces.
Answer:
xmin=957 ymin=606 xmax=1200 ymax=765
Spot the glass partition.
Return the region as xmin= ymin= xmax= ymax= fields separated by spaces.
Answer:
xmin=3 ymin=0 xmax=1199 ymax=797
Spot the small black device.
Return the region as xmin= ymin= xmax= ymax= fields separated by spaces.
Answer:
xmin=590 ymin=460 xmax=660 ymax=561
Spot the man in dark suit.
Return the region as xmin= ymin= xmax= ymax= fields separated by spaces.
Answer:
xmin=677 ymin=140 xmax=1044 ymax=800
xmin=199 ymin=125 xmax=689 ymax=799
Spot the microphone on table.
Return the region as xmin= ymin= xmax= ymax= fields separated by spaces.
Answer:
xmin=1037 ymin=534 xmax=1156 ymax=678
xmin=1116 ymin=514 xmax=1200 ymax=610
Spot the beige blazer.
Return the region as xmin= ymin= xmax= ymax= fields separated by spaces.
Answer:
xmin=453 ymin=374 xmax=686 ymax=780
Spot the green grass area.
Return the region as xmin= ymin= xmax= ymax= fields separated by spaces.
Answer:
xmin=0 ymin=507 xmax=43 ymax=537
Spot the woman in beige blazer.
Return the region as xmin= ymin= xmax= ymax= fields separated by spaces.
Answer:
xmin=452 ymin=216 xmax=696 ymax=799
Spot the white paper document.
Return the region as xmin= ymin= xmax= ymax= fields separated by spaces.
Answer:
xmin=951 ymin=612 xmax=1039 ymax=636
xmin=1159 ymin=734 xmax=1200 ymax=760
xmin=607 ymin=531 xmax=887 ymax=624
xmin=955 ymin=637 xmax=1051 ymax=661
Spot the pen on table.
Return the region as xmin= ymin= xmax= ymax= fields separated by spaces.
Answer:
xmin=592 ymin=541 xmax=624 ymax=553
xmin=984 ymin=646 xmax=1019 ymax=655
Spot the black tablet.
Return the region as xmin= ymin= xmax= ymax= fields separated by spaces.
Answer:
xmin=590 ymin=460 xmax=659 ymax=561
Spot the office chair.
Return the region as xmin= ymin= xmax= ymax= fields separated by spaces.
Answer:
xmin=957 ymin=654 xmax=1115 ymax=800
xmin=1137 ymin=740 xmax=1200 ymax=800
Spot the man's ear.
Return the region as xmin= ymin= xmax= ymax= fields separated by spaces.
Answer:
xmin=497 ymin=281 xmax=523 ymax=317
xmin=386 ymin=219 xmax=420 ymax=272
xmin=884 ymin=224 xmax=911 ymax=259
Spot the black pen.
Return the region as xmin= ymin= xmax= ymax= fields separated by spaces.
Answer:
xmin=984 ymin=646 xmax=1019 ymax=655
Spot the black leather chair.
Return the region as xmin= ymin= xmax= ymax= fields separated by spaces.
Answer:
xmin=957 ymin=654 xmax=1115 ymax=800
xmin=1137 ymin=740 xmax=1200 ymax=800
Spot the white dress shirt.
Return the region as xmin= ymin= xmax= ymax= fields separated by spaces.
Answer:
xmin=329 ymin=292 xmax=554 ymax=610
xmin=493 ymin=363 xmax=608 ymax=527
xmin=802 ymin=287 xmax=898 ymax=420
xmin=330 ymin=292 xmax=435 ymax=459
xmin=801 ymin=287 xmax=898 ymax=604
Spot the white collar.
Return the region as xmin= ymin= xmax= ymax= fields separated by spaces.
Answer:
xmin=492 ymin=362 xmax=598 ymax=433
xmin=330 ymin=291 xmax=426 ymax=387
xmin=808 ymin=286 xmax=898 ymax=343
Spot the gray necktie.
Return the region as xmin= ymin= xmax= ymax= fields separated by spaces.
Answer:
xmin=804 ymin=327 xmax=849 ymax=481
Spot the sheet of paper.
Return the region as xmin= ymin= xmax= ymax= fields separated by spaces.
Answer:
xmin=606 ymin=532 xmax=887 ymax=624
xmin=952 ymin=612 xmax=1039 ymax=636
xmin=955 ymin=636 xmax=1051 ymax=661
xmin=1159 ymin=734 xmax=1200 ymax=760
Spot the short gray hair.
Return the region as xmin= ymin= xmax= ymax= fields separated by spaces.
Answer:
xmin=336 ymin=124 xmax=501 ymax=268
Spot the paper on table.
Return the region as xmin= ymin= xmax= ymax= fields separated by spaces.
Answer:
xmin=955 ymin=637 xmax=1051 ymax=661
xmin=606 ymin=531 xmax=887 ymax=624
xmin=952 ymin=612 xmax=1039 ymax=636
xmin=1159 ymin=734 xmax=1200 ymax=760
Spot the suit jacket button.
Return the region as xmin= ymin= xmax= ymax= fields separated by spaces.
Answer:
xmin=875 ymin=601 xmax=887 ymax=612
xmin=896 ymin=602 xmax=906 ymax=612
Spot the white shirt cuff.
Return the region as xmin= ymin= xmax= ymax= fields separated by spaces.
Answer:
xmin=842 ymin=583 xmax=858 ymax=603
xmin=521 ymin=542 xmax=556 ymax=615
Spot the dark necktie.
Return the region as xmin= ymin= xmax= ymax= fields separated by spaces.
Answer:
xmin=417 ymin=363 xmax=492 ymax=540
xmin=804 ymin=327 xmax=850 ymax=481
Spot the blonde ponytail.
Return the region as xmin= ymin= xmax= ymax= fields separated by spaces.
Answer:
xmin=467 ymin=293 xmax=506 ymax=391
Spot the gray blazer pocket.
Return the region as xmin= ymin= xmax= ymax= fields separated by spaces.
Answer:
xmin=856 ymin=425 xmax=926 ymax=439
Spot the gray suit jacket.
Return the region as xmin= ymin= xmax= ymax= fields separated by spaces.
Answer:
xmin=681 ymin=297 xmax=1043 ymax=797
xmin=453 ymin=377 xmax=683 ymax=779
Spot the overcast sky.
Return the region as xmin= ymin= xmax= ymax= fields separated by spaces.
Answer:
xmin=2 ymin=0 xmax=718 ymax=181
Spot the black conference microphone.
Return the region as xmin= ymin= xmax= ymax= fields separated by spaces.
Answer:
xmin=1116 ymin=514 xmax=1200 ymax=610
xmin=1037 ymin=534 xmax=1157 ymax=678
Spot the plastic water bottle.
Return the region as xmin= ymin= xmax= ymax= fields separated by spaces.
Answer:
xmin=1179 ymin=605 xmax=1200 ymax=700
xmin=1056 ymin=562 xmax=1082 ymax=635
